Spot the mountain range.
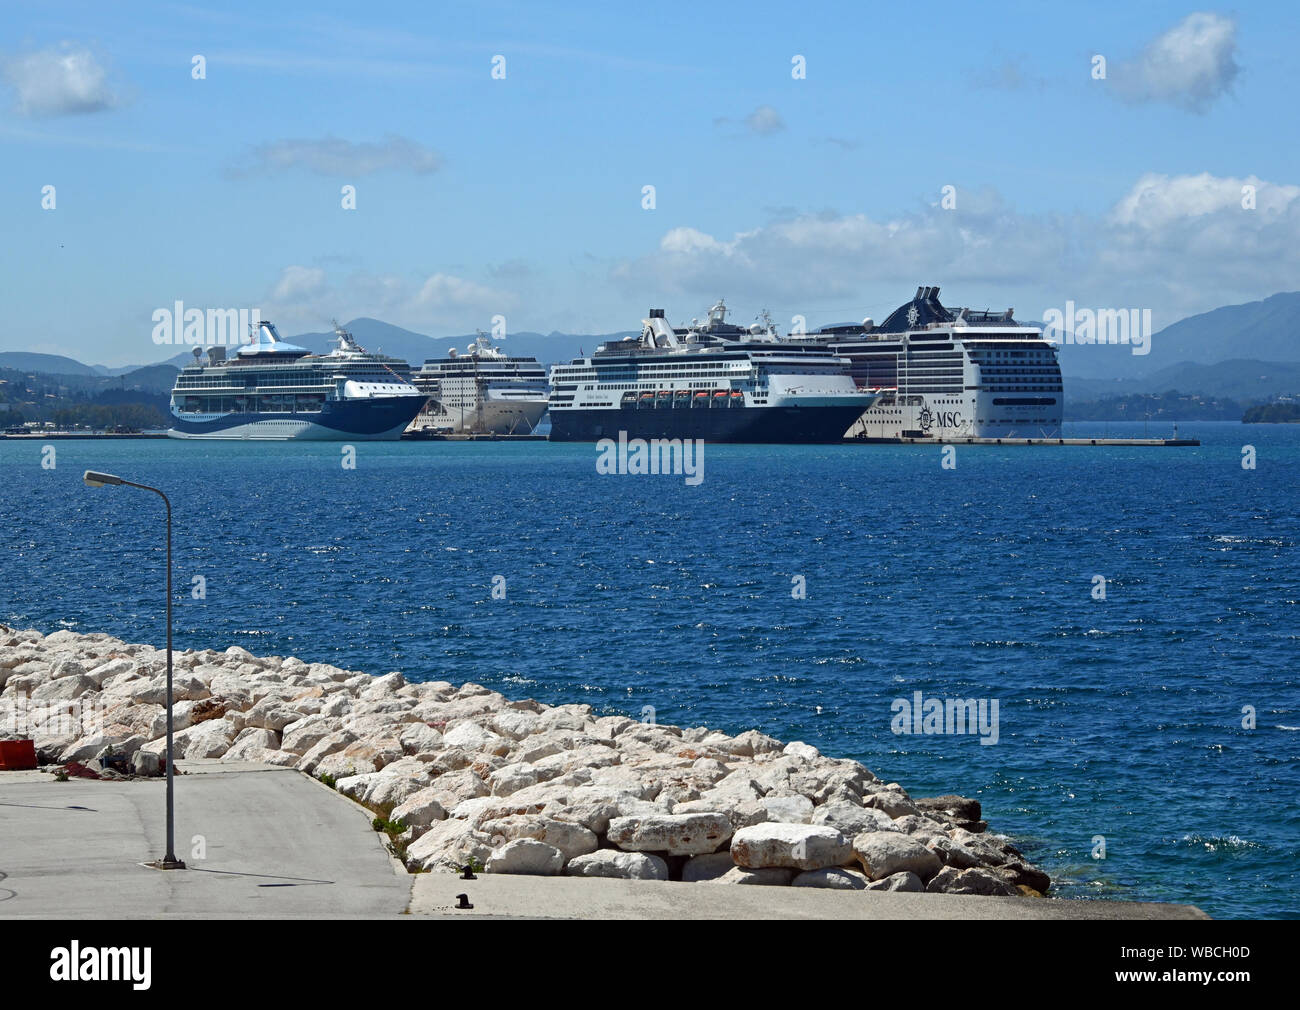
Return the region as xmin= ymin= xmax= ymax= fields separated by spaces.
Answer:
xmin=5 ymin=291 xmax=1299 ymax=405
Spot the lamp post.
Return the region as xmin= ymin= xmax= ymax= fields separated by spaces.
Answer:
xmin=83 ymin=470 xmax=185 ymax=870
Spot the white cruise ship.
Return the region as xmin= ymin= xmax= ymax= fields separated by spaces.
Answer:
xmin=799 ymin=286 xmax=1064 ymax=440
xmin=408 ymin=333 xmax=549 ymax=435
xmin=168 ymin=321 xmax=426 ymax=440
xmin=548 ymin=301 xmax=878 ymax=443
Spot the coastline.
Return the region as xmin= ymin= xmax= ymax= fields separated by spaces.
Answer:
xmin=1 ymin=623 xmax=1055 ymax=898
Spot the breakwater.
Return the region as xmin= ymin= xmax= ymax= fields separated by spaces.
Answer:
xmin=1 ymin=624 xmax=1049 ymax=895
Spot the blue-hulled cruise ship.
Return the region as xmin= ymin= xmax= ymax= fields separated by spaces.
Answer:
xmin=167 ymin=321 xmax=427 ymax=440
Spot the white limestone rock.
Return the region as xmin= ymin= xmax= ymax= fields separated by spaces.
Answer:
xmin=759 ymin=793 xmax=815 ymax=824
xmin=792 ymin=867 xmax=869 ymax=890
xmin=477 ymin=815 xmax=598 ymax=862
xmin=607 ymin=812 xmax=732 ymax=856
xmin=398 ymin=722 xmax=444 ymax=755
xmin=222 ymin=727 xmax=280 ymax=761
xmin=390 ymin=787 xmax=448 ymax=834
xmin=865 ymin=870 xmax=924 ymax=892
xmin=714 ymin=866 xmax=794 ymax=886
xmin=811 ymin=802 xmax=900 ymax=837
xmin=864 ymin=787 xmax=922 ymax=820
xmin=852 ymin=831 xmax=944 ymax=883
xmin=565 ymin=850 xmax=669 ymax=880
xmin=731 ymin=823 xmax=852 ymax=871
xmin=485 ymin=838 xmax=564 ymax=875
xmin=442 ymin=720 xmax=511 ymax=757
xmin=782 ymin=740 xmax=820 ymax=762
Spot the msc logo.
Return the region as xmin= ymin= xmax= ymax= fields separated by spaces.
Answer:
xmin=919 ymin=406 xmax=962 ymax=433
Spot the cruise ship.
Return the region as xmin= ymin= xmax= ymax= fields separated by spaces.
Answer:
xmin=797 ymin=286 xmax=1064 ymax=440
xmin=547 ymin=301 xmax=878 ymax=443
xmin=168 ymin=321 xmax=426 ymax=440
xmin=408 ymin=333 xmax=549 ymax=435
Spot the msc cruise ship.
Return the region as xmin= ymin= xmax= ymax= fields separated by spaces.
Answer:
xmin=798 ymin=286 xmax=1064 ymax=439
xmin=547 ymin=301 xmax=878 ymax=443
xmin=168 ymin=321 xmax=426 ymax=440
xmin=408 ymin=333 xmax=549 ymax=435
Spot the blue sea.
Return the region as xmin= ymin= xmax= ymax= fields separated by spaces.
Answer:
xmin=2 ymin=421 xmax=1297 ymax=918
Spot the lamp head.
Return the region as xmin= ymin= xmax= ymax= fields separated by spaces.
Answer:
xmin=83 ymin=470 xmax=124 ymax=488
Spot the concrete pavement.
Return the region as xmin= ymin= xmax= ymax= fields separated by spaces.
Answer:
xmin=410 ymin=872 xmax=1209 ymax=920
xmin=0 ymin=760 xmax=410 ymax=918
xmin=1 ymin=762 xmax=1207 ymax=919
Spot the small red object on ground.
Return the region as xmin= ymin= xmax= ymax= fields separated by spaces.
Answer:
xmin=0 ymin=739 xmax=38 ymax=770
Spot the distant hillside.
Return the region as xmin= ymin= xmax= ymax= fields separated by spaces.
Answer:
xmin=289 ymin=318 xmax=631 ymax=366
xmin=1061 ymin=291 xmax=1300 ymax=379
xmin=0 ymin=352 xmax=101 ymax=376
xmin=1066 ymin=358 xmax=1300 ymax=404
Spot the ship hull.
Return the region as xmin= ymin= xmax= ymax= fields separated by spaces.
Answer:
xmin=548 ymin=402 xmax=871 ymax=443
xmin=167 ymin=395 xmax=426 ymax=441
xmin=409 ymin=397 xmax=549 ymax=435
xmin=847 ymin=391 xmax=1063 ymax=440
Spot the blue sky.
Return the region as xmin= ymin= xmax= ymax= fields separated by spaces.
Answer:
xmin=2 ymin=1 xmax=1298 ymax=365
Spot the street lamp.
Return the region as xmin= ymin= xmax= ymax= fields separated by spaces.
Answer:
xmin=83 ymin=470 xmax=185 ymax=870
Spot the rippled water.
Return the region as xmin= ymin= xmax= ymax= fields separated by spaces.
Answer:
xmin=2 ymin=421 xmax=1296 ymax=918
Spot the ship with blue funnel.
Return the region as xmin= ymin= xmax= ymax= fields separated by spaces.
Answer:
xmin=167 ymin=321 xmax=426 ymax=440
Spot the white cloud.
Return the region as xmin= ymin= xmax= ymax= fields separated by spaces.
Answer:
xmin=612 ymin=173 xmax=1300 ymax=326
xmin=2 ymin=45 xmax=119 ymax=116
xmin=744 ymin=105 xmax=785 ymax=135
xmin=414 ymin=273 xmax=506 ymax=310
xmin=241 ymin=134 xmax=443 ymax=176
xmin=262 ymin=266 xmax=513 ymax=333
xmin=1111 ymin=12 xmax=1240 ymax=113
xmin=272 ymin=265 xmax=327 ymax=301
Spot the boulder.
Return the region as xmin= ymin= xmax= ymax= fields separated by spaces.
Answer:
xmin=782 ymin=740 xmax=820 ymax=762
xmin=928 ymin=836 xmax=983 ymax=870
xmin=485 ymin=838 xmax=564 ymax=875
xmin=994 ymin=861 xmax=1052 ymax=893
xmin=30 ymin=674 xmax=97 ymax=703
xmin=442 ymin=720 xmax=511 ymax=757
xmin=915 ymin=794 xmax=982 ymax=822
xmin=811 ymin=802 xmax=900 ymax=837
xmin=405 ymin=818 xmax=493 ymax=872
xmin=864 ymin=788 xmax=921 ymax=819
xmin=131 ymin=750 xmax=162 ymax=776
xmin=852 ymin=831 xmax=943 ymax=882
xmin=221 ymin=727 xmax=279 ymax=761
xmin=607 ymin=812 xmax=732 ymax=856
xmin=714 ymin=866 xmax=794 ymax=886
xmin=477 ymin=815 xmax=598 ymax=863
xmin=759 ymin=794 xmax=815 ymax=824
xmin=565 ymin=850 xmax=669 ymax=881
xmin=792 ymin=867 xmax=868 ymax=890
xmin=389 ymin=787 xmax=448 ymax=834
xmin=731 ymin=823 xmax=852 ymax=871
xmin=926 ymin=866 xmax=1019 ymax=897
xmin=865 ymin=871 xmax=924 ymax=892
xmin=398 ymin=723 xmax=444 ymax=755
xmin=681 ymin=852 xmax=737 ymax=882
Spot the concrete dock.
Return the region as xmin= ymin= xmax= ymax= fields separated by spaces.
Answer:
xmin=846 ymin=436 xmax=1200 ymax=446
xmin=0 ymin=762 xmax=1207 ymax=920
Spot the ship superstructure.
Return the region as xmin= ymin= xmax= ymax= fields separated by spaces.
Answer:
xmin=168 ymin=321 xmax=425 ymax=440
xmin=547 ymin=301 xmax=878 ymax=443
